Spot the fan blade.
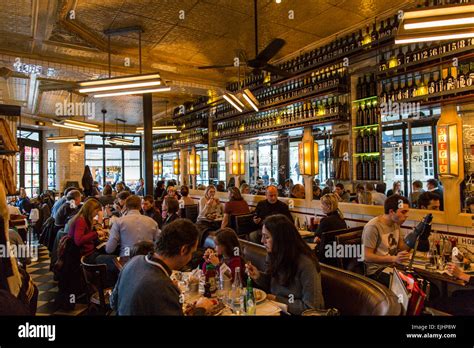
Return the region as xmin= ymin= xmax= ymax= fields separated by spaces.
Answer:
xmin=262 ymin=64 xmax=292 ymax=78
xmin=254 ymin=38 xmax=286 ymax=64
xmin=198 ymin=63 xmax=248 ymax=70
xmin=198 ymin=64 xmax=235 ymax=69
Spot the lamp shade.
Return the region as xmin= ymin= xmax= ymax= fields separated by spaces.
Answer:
xmin=173 ymin=158 xmax=180 ymax=175
xmin=298 ymin=141 xmax=319 ymax=176
xmin=229 ymin=144 xmax=245 ymax=175
xmin=153 ymin=160 xmax=162 ymax=176
xmin=188 ymin=150 xmax=200 ymax=175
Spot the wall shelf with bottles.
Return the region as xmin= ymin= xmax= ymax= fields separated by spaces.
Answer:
xmin=172 ymin=96 xmax=212 ymax=120
xmin=216 ymin=112 xmax=346 ymax=141
xmin=172 ymin=131 xmax=209 ymax=148
xmin=352 ymin=73 xmax=382 ymax=182
xmin=174 ymin=114 xmax=208 ymax=131
xmin=376 ymin=39 xmax=473 ymax=79
xmin=214 ymin=83 xmax=349 ymax=124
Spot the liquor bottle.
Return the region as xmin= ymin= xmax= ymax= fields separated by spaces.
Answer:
xmin=409 ymin=75 xmax=418 ymax=98
xmin=384 ymin=17 xmax=393 ymax=37
xmin=365 ymin=74 xmax=372 ymax=98
xmin=427 ymin=72 xmax=436 ymax=94
xmin=361 ymin=156 xmax=367 ymax=180
xmin=374 ymin=159 xmax=380 ymax=180
xmin=357 ymin=29 xmax=364 ymax=47
xmin=369 ymin=157 xmax=377 ymax=181
xmin=244 ymin=276 xmax=256 ymax=315
xmin=392 ymin=78 xmax=400 ymax=101
xmin=397 ymin=78 xmax=405 ymax=101
xmin=392 ymin=14 xmax=400 ymax=35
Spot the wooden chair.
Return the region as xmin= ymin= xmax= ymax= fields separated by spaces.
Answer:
xmin=334 ymin=229 xmax=364 ymax=274
xmin=234 ymin=213 xmax=258 ymax=238
xmin=80 ymin=257 xmax=113 ymax=315
xmin=181 ymin=204 xmax=199 ymax=223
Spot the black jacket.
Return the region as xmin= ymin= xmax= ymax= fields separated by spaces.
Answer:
xmin=314 ymin=211 xmax=347 ymax=237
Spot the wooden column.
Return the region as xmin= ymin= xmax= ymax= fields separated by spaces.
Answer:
xmin=143 ymin=93 xmax=154 ymax=196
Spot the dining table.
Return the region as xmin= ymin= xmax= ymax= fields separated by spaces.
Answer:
xmin=175 ymin=271 xmax=286 ymax=316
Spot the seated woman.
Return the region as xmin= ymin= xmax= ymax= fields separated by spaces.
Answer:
xmin=68 ymin=198 xmax=105 ymax=263
xmin=313 ymin=193 xmax=347 ymax=239
xmin=180 ymin=185 xmax=195 ymax=206
xmin=221 ymin=187 xmax=250 ymax=229
xmin=197 ymin=185 xmax=223 ymax=224
xmin=290 ymin=184 xmax=305 ymax=199
xmin=246 ymin=214 xmax=324 ymax=315
xmin=239 ymin=183 xmax=251 ymax=195
xmin=163 ymin=197 xmax=180 ymax=226
xmin=161 ymin=186 xmax=180 ymax=219
xmin=202 ymin=227 xmax=245 ymax=282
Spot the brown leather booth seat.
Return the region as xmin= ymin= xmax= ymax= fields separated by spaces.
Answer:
xmin=239 ymin=239 xmax=401 ymax=316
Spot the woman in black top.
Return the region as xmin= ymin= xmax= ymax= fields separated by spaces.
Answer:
xmin=313 ymin=193 xmax=347 ymax=240
xmin=163 ymin=197 xmax=180 ymax=226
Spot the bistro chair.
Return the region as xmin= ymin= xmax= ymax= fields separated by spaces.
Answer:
xmin=334 ymin=229 xmax=364 ymax=274
xmin=80 ymin=256 xmax=113 ymax=315
xmin=234 ymin=213 xmax=258 ymax=239
xmin=181 ymin=204 xmax=199 ymax=223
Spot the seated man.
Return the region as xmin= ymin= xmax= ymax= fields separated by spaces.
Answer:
xmin=141 ymin=195 xmax=163 ymax=228
xmin=249 ymin=186 xmax=293 ymax=244
xmin=334 ymin=183 xmax=350 ymax=203
xmin=417 ymin=191 xmax=441 ymax=211
xmin=426 ymin=178 xmax=444 ymax=211
xmin=105 ymin=195 xmax=160 ymax=257
xmin=110 ymin=219 xmax=214 ymax=315
xmin=362 ymin=195 xmax=412 ymax=286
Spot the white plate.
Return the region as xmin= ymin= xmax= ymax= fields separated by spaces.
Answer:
xmin=254 ymin=288 xmax=267 ymax=303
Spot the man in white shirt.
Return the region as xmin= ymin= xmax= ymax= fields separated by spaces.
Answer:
xmin=366 ymin=183 xmax=386 ymax=206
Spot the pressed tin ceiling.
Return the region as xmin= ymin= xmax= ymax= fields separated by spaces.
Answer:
xmin=0 ymin=0 xmax=415 ymax=125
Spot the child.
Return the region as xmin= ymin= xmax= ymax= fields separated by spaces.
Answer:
xmin=202 ymin=228 xmax=244 ymax=282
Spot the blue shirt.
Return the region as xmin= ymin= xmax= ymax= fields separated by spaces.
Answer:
xmin=106 ymin=210 xmax=160 ymax=256
xmin=51 ymin=196 xmax=66 ymax=219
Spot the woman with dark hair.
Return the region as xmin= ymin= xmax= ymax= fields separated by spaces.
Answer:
xmin=179 ymin=185 xmax=195 ymax=206
xmin=227 ymin=177 xmax=235 ymax=189
xmin=99 ymin=184 xmax=115 ymax=206
xmin=221 ymin=187 xmax=250 ymax=228
xmin=81 ymin=165 xmax=97 ymax=197
xmin=246 ymin=214 xmax=324 ymax=315
xmin=154 ymin=180 xmax=165 ymax=200
xmin=202 ymin=228 xmax=244 ymax=282
xmin=163 ymin=197 xmax=180 ymax=226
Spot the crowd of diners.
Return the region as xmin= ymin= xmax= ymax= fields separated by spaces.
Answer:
xmin=3 ymin=164 xmax=474 ymax=316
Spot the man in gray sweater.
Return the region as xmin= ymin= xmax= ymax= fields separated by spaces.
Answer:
xmin=110 ymin=219 xmax=213 ymax=315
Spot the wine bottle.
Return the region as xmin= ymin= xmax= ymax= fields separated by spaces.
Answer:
xmin=374 ymin=129 xmax=380 ymax=152
xmin=356 ymin=104 xmax=363 ymax=126
xmin=370 ymin=103 xmax=377 ymax=125
xmin=369 ymin=74 xmax=376 ymax=97
xmin=368 ymin=129 xmax=375 ymax=153
xmin=374 ymin=158 xmax=380 ymax=180
xmin=378 ymin=20 xmax=385 ymax=39
xmin=363 ymin=102 xmax=370 ymax=126
xmin=362 ymin=129 xmax=369 ymax=153
xmin=357 ymin=158 xmax=363 ymax=179
xmin=356 ymin=130 xmax=363 ymax=153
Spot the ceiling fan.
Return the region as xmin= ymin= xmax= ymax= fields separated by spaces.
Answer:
xmin=198 ymin=0 xmax=291 ymax=78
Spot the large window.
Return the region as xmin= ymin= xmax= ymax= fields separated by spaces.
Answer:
xmin=17 ymin=129 xmax=42 ymax=197
xmin=218 ymin=150 xmax=226 ymax=184
xmin=196 ymin=148 xmax=209 ymax=185
xmin=289 ymin=141 xmax=302 ymax=185
xmin=47 ymin=149 xmax=57 ymax=191
xmin=84 ymin=134 xmax=141 ymax=189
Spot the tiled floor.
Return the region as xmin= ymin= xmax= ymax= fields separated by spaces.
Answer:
xmin=28 ymin=243 xmax=88 ymax=316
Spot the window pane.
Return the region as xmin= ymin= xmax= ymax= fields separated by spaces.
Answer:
xmin=289 ymin=141 xmax=302 ymax=185
xmin=258 ymin=145 xmax=271 ymax=185
xmin=124 ymin=150 xmax=140 ymax=188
